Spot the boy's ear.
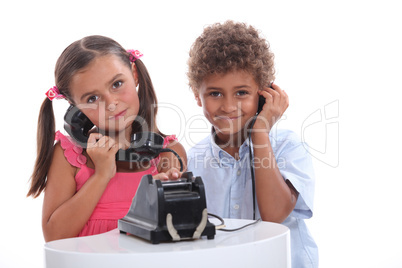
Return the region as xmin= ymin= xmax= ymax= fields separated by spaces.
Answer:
xmin=194 ymin=93 xmax=202 ymax=107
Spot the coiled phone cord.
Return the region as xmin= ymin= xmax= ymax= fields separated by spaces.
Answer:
xmin=160 ymin=148 xmax=184 ymax=172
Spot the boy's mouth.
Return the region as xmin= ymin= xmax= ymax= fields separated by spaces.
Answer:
xmin=215 ymin=115 xmax=241 ymax=121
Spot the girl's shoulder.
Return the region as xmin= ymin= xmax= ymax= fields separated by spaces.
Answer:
xmin=162 ymin=134 xmax=186 ymax=155
xmin=162 ymin=134 xmax=178 ymax=148
xmin=158 ymin=134 xmax=187 ymax=172
xmin=55 ymin=131 xmax=87 ymax=168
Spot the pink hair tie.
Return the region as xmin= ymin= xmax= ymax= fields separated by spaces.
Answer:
xmin=127 ymin=49 xmax=143 ymax=62
xmin=45 ymin=86 xmax=65 ymax=101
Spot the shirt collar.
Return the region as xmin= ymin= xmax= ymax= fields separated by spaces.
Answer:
xmin=209 ymin=128 xmax=224 ymax=161
xmin=209 ymin=127 xmax=251 ymax=163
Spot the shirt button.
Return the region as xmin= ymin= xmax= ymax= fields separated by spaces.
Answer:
xmin=234 ymin=204 xmax=240 ymax=210
xmin=237 ymin=169 xmax=241 ymax=176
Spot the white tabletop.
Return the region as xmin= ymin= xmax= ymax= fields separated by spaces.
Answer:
xmin=44 ymin=218 xmax=290 ymax=268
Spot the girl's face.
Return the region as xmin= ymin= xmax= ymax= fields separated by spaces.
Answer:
xmin=69 ymin=55 xmax=140 ymax=136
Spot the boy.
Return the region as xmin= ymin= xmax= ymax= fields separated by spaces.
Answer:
xmin=186 ymin=21 xmax=318 ymax=268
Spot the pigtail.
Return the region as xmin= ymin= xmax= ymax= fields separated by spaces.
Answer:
xmin=132 ymin=59 xmax=163 ymax=136
xmin=27 ymin=98 xmax=56 ymax=198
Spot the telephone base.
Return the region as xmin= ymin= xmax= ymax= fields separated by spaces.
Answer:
xmin=118 ymin=172 xmax=215 ymax=244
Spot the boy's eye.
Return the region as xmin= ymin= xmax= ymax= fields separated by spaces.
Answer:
xmin=236 ymin=90 xmax=248 ymax=96
xmin=210 ymin=91 xmax=222 ymax=97
xmin=87 ymin=95 xmax=99 ymax=103
xmin=112 ymin=81 xmax=123 ymax=89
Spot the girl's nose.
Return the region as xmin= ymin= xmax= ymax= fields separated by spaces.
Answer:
xmin=107 ymin=102 xmax=117 ymax=111
xmin=106 ymin=96 xmax=118 ymax=111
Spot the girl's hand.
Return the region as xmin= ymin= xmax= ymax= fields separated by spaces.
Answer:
xmin=255 ymin=83 xmax=289 ymax=132
xmin=86 ymin=133 xmax=121 ymax=181
xmin=153 ymin=167 xmax=182 ymax=181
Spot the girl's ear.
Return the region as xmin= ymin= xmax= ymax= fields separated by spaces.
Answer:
xmin=131 ymin=62 xmax=139 ymax=86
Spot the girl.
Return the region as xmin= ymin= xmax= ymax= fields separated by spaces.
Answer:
xmin=27 ymin=35 xmax=186 ymax=242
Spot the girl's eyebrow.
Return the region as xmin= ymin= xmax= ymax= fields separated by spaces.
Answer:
xmin=80 ymin=73 xmax=124 ymax=101
xmin=80 ymin=90 xmax=98 ymax=102
xmin=105 ymin=73 xmax=123 ymax=87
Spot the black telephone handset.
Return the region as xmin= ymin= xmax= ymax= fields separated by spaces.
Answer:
xmin=63 ymin=105 xmax=183 ymax=171
xmin=257 ymin=83 xmax=274 ymax=114
xmin=257 ymin=95 xmax=265 ymax=114
xmin=64 ymin=105 xmax=95 ymax=147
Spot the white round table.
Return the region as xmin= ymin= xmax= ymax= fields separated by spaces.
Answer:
xmin=44 ymin=219 xmax=290 ymax=268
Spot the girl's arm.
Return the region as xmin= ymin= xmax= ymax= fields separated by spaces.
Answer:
xmin=156 ymin=140 xmax=187 ymax=179
xmin=42 ymin=134 xmax=120 ymax=242
xmin=252 ymin=83 xmax=297 ymax=223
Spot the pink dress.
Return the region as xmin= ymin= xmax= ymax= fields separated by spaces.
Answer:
xmin=55 ymin=131 xmax=177 ymax=237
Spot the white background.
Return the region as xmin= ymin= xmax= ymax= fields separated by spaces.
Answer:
xmin=1 ymin=1 xmax=401 ymax=267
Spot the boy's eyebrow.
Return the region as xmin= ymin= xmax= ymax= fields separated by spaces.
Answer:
xmin=80 ymin=73 xmax=124 ymax=101
xmin=205 ymin=86 xmax=222 ymax=91
xmin=233 ymin=85 xmax=252 ymax=89
xmin=205 ymin=85 xmax=251 ymax=91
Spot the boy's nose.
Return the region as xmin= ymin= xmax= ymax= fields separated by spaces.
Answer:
xmin=221 ymin=98 xmax=238 ymax=113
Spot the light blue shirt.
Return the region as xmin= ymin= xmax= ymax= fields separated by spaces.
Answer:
xmin=187 ymin=128 xmax=318 ymax=268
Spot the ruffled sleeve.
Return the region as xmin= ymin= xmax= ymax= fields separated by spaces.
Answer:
xmin=162 ymin=135 xmax=178 ymax=148
xmin=55 ymin=131 xmax=87 ymax=168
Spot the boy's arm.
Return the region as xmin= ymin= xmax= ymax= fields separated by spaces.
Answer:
xmin=252 ymin=83 xmax=297 ymax=223
xmin=252 ymin=133 xmax=299 ymax=222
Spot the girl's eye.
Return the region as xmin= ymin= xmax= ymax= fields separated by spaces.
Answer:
xmin=112 ymin=81 xmax=123 ymax=89
xmin=87 ymin=95 xmax=99 ymax=103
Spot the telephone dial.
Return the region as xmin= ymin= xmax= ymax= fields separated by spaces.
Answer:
xmin=63 ymin=105 xmax=183 ymax=171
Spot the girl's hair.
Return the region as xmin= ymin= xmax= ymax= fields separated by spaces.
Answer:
xmin=27 ymin=35 xmax=159 ymax=198
xmin=187 ymin=20 xmax=275 ymax=92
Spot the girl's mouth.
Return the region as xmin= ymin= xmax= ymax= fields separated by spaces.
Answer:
xmin=109 ymin=109 xmax=127 ymax=119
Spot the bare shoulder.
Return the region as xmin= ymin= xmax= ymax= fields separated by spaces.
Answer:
xmin=44 ymin=142 xmax=78 ymax=201
xmin=48 ymin=142 xmax=77 ymax=178
xmin=165 ymin=138 xmax=185 ymax=153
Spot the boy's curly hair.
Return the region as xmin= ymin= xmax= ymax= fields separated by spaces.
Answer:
xmin=187 ymin=20 xmax=275 ymax=93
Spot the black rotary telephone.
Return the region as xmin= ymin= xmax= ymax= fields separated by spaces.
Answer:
xmin=64 ymin=105 xmax=218 ymax=244
xmin=63 ymin=105 xmax=183 ymax=171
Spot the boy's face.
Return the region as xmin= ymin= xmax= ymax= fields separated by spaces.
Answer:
xmin=195 ymin=70 xmax=260 ymax=138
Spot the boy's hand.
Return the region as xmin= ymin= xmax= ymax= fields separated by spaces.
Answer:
xmin=153 ymin=168 xmax=182 ymax=181
xmin=255 ymin=83 xmax=289 ymax=132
